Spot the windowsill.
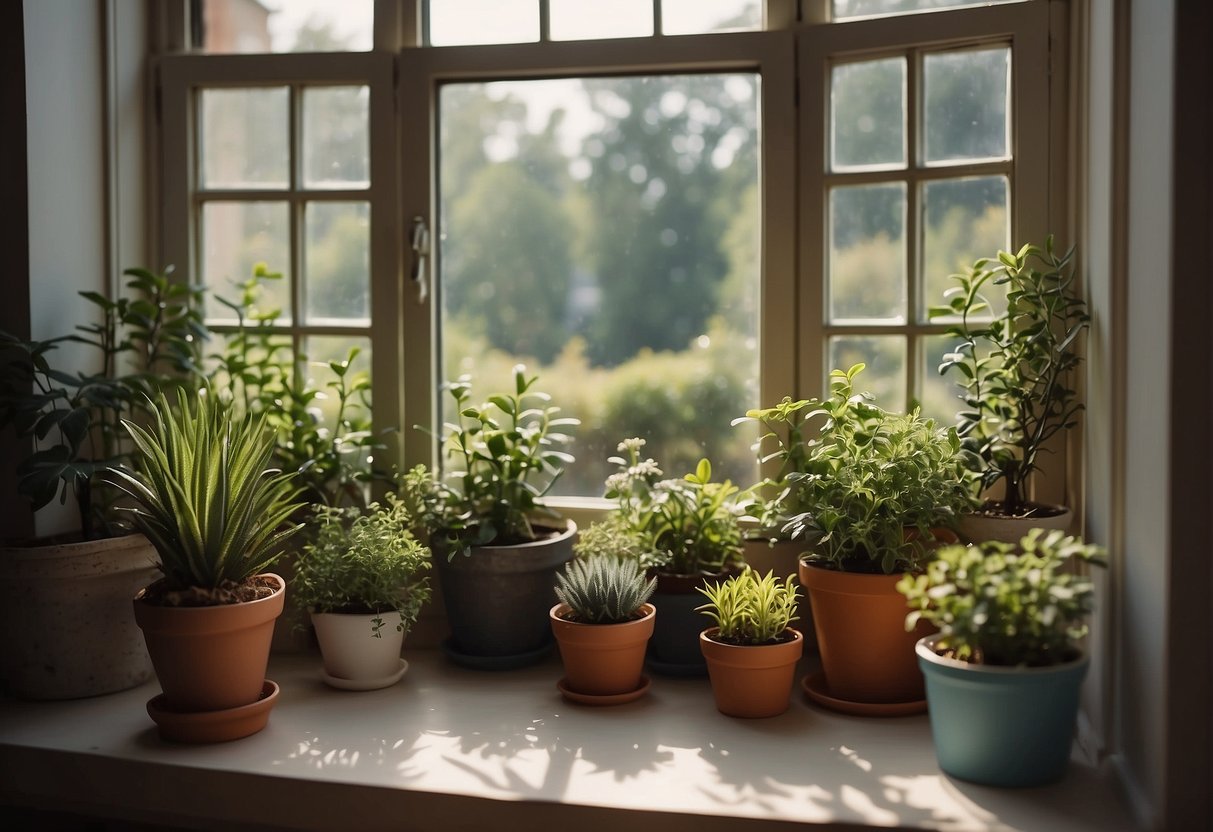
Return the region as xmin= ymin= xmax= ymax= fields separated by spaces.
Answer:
xmin=0 ymin=651 xmax=1137 ymax=832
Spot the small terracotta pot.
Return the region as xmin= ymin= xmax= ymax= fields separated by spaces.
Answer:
xmin=133 ymin=573 xmax=285 ymax=712
xmin=700 ymin=627 xmax=804 ymax=718
xmin=550 ymin=603 xmax=656 ymax=696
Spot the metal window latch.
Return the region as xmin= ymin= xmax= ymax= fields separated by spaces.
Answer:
xmin=409 ymin=215 xmax=430 ymax=304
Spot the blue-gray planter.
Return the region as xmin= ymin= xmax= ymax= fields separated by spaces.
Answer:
xmin=916 ymin=635 xmax=1089 ymax=787
xmin=647 ymin=572 xmax=723 ymax=677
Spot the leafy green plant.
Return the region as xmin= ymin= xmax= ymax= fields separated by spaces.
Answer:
xmin=930 ymin=238 xmax=1089 ymax=515
xmin=732 ymin=395 xmax=821 ymax=539
xmin=0 ymin=267 xmax=204 ymax=538
xmin=293 ymin=494 xmax=432 ymax=636
xmin=781 ymin=364 xmax=976 ymax=574
xmin=109 ymin=391 xmax=304 ymax=596
xmin=554 ymin=555 xmax=656 ymax=625
xmin=696 ymin=567 xmax=799 ymax=645
xmin=898 ymin=529 xmax=1106 ymax=667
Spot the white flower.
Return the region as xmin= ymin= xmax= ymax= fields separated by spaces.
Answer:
xmin=630 ymin=459 xmax=663 ymax=479
xmin=617 ymin=437 xmax=646 ymax=453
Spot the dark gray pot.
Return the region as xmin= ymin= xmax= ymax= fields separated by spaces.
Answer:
xmin=647 ymin=572 xmax=717 ymax=677
xmin=435 ymin=521 xmax=576 ymax=663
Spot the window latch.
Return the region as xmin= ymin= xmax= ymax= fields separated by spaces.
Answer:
xmin=409 ymin=215 xmax=430 ymax=304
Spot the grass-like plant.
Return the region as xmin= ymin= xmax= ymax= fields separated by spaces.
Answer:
xmin=110 ymin=391 xmax=304 ymax=594
xmin=293 ymin=494 xmax=432 ymax=636
xmin=696 ymin=567 xmax=799 ymax=645
xmin=554 ymin=555 xmax=656 ymax=625
xmin=898 ymin=529 xmax=1106 ymax=667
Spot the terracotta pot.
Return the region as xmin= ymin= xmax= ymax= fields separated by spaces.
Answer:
xmin=311 ymin=611 xmax=406 ymax=684
xmin=700 ymin=627 xmax=804 ymax=718
xmin=742 ymin=536 xmax=816 ymax=654
xmin=957 ymin=504 xmax=1073 ymax=546
xmin=550 ymin=603 xmax=655 ymax=696
xmin=133 ymin=573 xmax=285 ymax=712
xmin=0 ymin=533 xmax=157 ymax=700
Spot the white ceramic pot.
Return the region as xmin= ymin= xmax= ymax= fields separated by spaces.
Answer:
xmin=957 ymin=505 xmax=1073 ymax=546
xmin=311 ymin=611 xmax=407 ymax=689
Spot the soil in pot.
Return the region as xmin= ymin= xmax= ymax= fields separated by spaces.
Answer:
xmin=700 ymin=627 xmax=803 ymax=718
xmin=551 ymin=602 xmax=655 ymax=698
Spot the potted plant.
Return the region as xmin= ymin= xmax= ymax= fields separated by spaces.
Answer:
xmin=931 ymin=238 xmax=1089 ymax=543
xmin=111 ymin=391 xmax=303 ymax=742
xmin=0 ymin=267 xmax=203 ymax=700
xmin=696 ymin=568 xmax=802 ymax=718
xmin=550 ymin=555 xmax=656 ymax=704
xmin=406 ymin=366 xmax=579 ymax=669
xmin=787 ymin=364 xmax=975 ymax=714
xmin=293 ymin=494 xmax=432 ymax=691
xmin=898 ymin=529 xmax=1106 ymax=786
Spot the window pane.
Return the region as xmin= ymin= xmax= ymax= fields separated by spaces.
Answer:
xmin=662 ymin=0 xmax=761 ymax=34
xmin=833 ymin=0 xmax=1022 ymax=20
xmin=923 ymin=47 xmax=1010 ymax=164
xmin=428 ymin=0 xmax=539 ymax=46
xmin=831 ymin=58 xmax=906 ymax=171
xmin=921 ymin=176 xmax=1009 ymax=321
xmin=920 ymin=335 xmax=967 ymax=426
xmin=196 ymin=0 xmax=373 ymax=53
xmin=829 ymin=184 xmax=906 ymax=322
xmin=550 ymin=0 xmax=652 ymax=40
xmin=438 ymin=75 xmax=761 ymax=497
xmin=305 ymin=202 xmax=370 ymax=324
xmin=303 ymin=86 xmax=370 ymax=189
xmin=303 ymin=337 xmax=373 ymax=431
xmin=200 ymin=88 xmax=289 ymax=189
xmin=828 ymin=336 xmax=907 ymax=411
xmin=201 ymin=202 xmax=291 ymax=324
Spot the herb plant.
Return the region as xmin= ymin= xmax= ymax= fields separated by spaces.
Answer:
xmin=898 ymin=529 xmax=1106 ymax=667
xmin=732 ymin=395 xmax=822 ymax=540
xmin=293 ymin=494 xmax=432 ymax=636
xmin=696 ymin=567 xmax=799 ymax=645
xmin=931 ymin=238 xmax=1089 ymax=516
xmin=554 ymin=555 xmax=656 ymax=625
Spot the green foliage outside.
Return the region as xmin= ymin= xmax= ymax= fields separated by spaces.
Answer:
xmin=696 ymin=567 xmax=799 ymax=645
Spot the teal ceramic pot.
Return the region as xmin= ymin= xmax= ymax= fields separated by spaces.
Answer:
xmin=916 ymin=635 xmax=1089 ymax=787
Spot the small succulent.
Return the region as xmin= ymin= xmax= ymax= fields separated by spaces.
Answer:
xmin=696 ymin=567 xmax=799 ymax=645
xmin=554 ymin=555 xmax=656 ymax=625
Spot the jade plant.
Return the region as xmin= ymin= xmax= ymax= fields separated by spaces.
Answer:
xmin=554 ymin=555 xmax=656 ymax=624
xmin=898 ymin=529 xmax=1106 ymax=666
xmin=930 ymin=238 xmax=1089 ymax=516
xmin=696 ymin=567 xmax=799 ymax=645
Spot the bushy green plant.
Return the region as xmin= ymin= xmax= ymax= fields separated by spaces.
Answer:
xmin=930 ymin=238 xmax=1089 ymax=515
xmin=293 ymin=494 xmax=432 ymax=636
xmin=696 ymin=567 xmax=799 ymax=645
xmin=110 ymin=391 xmax=304 ymax=596
xmin=781 ymin=364 xmax=976 ymax=574
xmin=732 ymin=395 xmax=821 ymax=539
xmin=554 ymin=555 xmax=656 ymax=625
xmin=898 ymin=529 xmax=1106 ymax=667
xmin=572 ymin=512 xmax=658 ymax=563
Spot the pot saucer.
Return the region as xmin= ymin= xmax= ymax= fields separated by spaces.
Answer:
xmin=147 ymin=680 xmax=279 ymax=743
xmin=557 ymin=676 xmax=651 ymax=705
xmin=801 ymin=673 xmax=927 ymax=717
xmin=321 ymin=659 xmax=409 ymax=691
xmin=441 ymin=637 xmax=553 ymax=671
xmin=644 ymin=655 xmax=708 ymax=678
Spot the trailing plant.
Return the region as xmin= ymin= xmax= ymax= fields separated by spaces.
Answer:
xmin=0 ymin=267 xmax=204 ymax=539
xmin=897 ymin=529 xmax=1106 ymax=667
xmin=554 ymin=555 xmax=656 ymax=625
xmin=781 ymin=364 xmax=976 ymax=574
xmin=293 ymin=494 xmax=432 ymax=636
xmin=732 ymin=395 xmax=821 ymax=540
xmin=109 ymin=391 xmax=304 ymax=599
xmin=696 ymin=567 xmax=799 ymax=645
xmin=930 ymin=238 xmax=1089 ymax=516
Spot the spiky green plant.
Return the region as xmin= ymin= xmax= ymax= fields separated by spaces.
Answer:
xmin=554 ymin=555 xmax=656 ymax=625
xmin=696 ymin=567 xmax=799 ymax=645
xmin=109 ymin=391 xmax=304 ymax=591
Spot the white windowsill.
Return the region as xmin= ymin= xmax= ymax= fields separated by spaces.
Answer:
xmin=0 ymin=651 xmax=1137 ymax=832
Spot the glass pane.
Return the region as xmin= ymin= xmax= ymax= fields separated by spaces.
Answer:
xmin=200 ymin=88 xmax=288 ymax=189
xmin=921 ymin=176 xmax=1009 ymax=321
xmin=303 ymin=86 xmax=370 ymax=189
xmin=305 ymin=202 xmax=370 ymax=324
xmin=303 ymin=337 xmax=373 ymax=431
xmin=201 ymin=202 xmax=291 ymax=324
xmin=429 ymin=0 xmax=539 ymax=46
xmin=920 ymin=335 xmax=967 ymax=426
xmin=551 ymin=0 xmax=652 ymax=40
xmin=829 ymin=184 xmax=906 ymax=322
xmin=438 ymin=75 xmax=761 ymax=497
xmin=828 ymin=336 xmax=907 ymax=411
xmin=833 ymin=0 xmax=1022 ymax=20
xmin=206 ymin=332 xmax=294 ymax=400
xmin=662 ymin=0 xmax=761 ymax=34
xmin=831 ymin=58 xmax=906 ymax=171
xmin=197 ymin=0 xmax=373 ymax=53
xmin=923 ymin=47 xmax=1010 ymax=164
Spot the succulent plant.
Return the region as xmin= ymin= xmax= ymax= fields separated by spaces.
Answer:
xmin=554 ymin=555 xmax=656 ymax=625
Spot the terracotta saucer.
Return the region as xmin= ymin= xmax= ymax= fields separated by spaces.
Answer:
xmin=321 ymin=659 xmax=408 ymax=691
xmin=441 ymin=637 xmax=553 ymax=671
xmin=147 ymin=680 xmax=279 ymax=743
xmin=557 ymin=675 xmax=651 ymax=706
xmin=801 ymin=673 xmax=927 ymax=717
